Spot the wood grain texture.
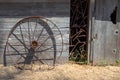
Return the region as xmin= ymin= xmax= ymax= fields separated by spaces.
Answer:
xmin=0 ymin=3 xmax=69 ymax=17
xmin=116 ymin=0 xmax=120 ymax=60
xmin=92 ymin=0 xmax=118 ymax=64
xmin=0 ymin=2 xmax=70 ymax=64
xmin=0 ymin=0 xmax=70 ymax=3
xmin=88 ymin=0 xmax=95 ymax=63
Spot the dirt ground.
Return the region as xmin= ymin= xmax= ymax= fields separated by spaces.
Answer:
xmin=0 ymin=63 xmax=120 ymax=80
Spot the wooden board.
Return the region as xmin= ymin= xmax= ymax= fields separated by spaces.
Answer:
xmin=0 ymin=0 xmax=69 ymax=3
xmin=0 ymin=3 xmax=69 ymax=17
xmin=91 ymin=0 xmax=119 ymax=65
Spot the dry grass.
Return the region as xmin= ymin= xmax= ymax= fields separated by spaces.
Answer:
xmin=0 ymin=63 xmax=120 ymax=80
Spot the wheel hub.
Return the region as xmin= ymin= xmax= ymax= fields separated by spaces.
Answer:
xmin=31 ymin=41 xmax=39 ymax=48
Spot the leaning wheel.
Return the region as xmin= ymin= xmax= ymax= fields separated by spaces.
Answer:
xmin=3 ymin=16 xmax=63 ymax=68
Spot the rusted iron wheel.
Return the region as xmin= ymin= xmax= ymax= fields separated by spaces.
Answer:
xmin=3 ymin=16 xmax=63 ymax=68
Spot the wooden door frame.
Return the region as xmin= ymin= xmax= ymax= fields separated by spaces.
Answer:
xmin=88 ymin=0 xmax=95 ymax=64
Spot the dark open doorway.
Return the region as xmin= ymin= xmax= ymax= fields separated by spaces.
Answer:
xmin=69 ymin=0 xmax=90 ymax=64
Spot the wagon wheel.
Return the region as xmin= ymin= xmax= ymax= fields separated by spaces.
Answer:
xmin=3 ymin=16 xmax=63 ymax=68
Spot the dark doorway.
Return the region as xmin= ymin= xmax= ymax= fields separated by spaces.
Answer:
xmin=69 ymin=0 xmax=89 ymax=63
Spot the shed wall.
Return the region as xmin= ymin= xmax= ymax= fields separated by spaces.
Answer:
xmin=90 ymin=0 xmax=120 ymax=65
xmin=0 ymin=2 xmax=70 ymax=64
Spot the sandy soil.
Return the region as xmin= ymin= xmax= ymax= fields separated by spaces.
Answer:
xmin=0 ymin=63 xmax=120 ymax=80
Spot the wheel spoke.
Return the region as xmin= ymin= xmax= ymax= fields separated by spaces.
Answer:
xmin=7 ymin=43 xmax=25 ymax=59
xmin=37 ymin=36 xmax=50 ymax=50
xmin=28 ymin=19 xmax=31 ymax=46
xmin=16 ymin=56 xmax=23 ymax=64
xmin=36 ymin=23 xmax=56 ymax=42
xmin=33 ymin=18 xmax=38 ymax=40
xmin=33 ymin=55 xmax=44 ymax=64
xmin=12 ymin=33 xmax=29 ymax=50
xmin=19 ymin=25 xmax=27 ymax=54
xmin=36 ymin=46 xmax=53 ymax=53
xmin=21 ymin=24 xmax=29 ymax=37
xmin=37 ymin=27 xmax=44 ymax=41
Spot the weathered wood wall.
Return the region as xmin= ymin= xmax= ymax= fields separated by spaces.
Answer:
xmin=0 ymin=0 xmax=69 ymax=3
xmin=0 ymin=1 xmax=70 ymax=64
xmin=89 ymin=0 xmax=120 ymax=65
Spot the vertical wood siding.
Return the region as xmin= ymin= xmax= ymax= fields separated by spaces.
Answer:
xmin=91 ymin=0 xmax=119 ymax=64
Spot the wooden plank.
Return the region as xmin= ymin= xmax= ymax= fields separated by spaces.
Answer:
xmin=0 ymin=0 xmax=70 ymax=3
xmin=0 ymin=3 xmax=70 ymax=17
xmin=102 ymin=0 xmax=117 ymax=64
xmin=116 ymin=0 xmax=120 ymax=60
xmin=92 ymin=0 xmax=118 ymax=64
xmin=92 ymin=0 xmax=105 ymax=64
xmin=0 ymin=17 xmax=70 ymax=28
xmin=88 ymin=0 xmax=95 ymax=64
